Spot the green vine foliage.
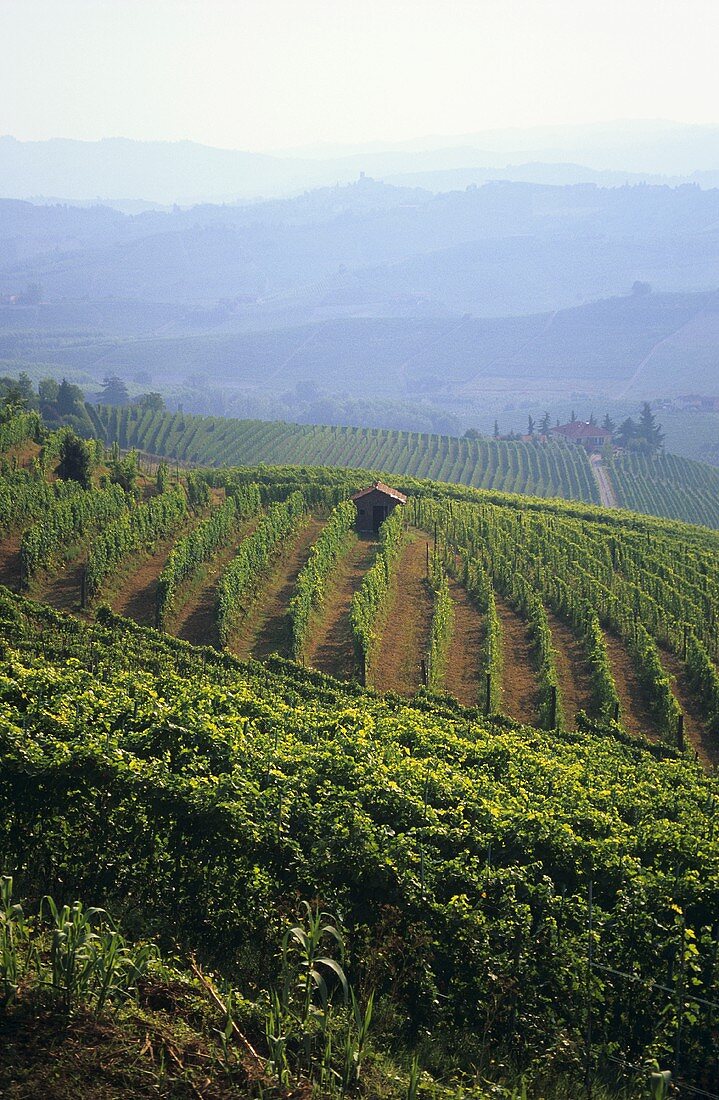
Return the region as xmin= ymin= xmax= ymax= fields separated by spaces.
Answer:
xmin=86 ymin=487 xmax=188 ymax=600
xmin=20 ymin=483 xmax=128 ymax=582
xmin=350 ymin=507 xmax=405 ymax=680
xmin=156 ymin=484 xmax=262 ymax=628
xmin=426 ymin=559 xmax=454 ymax=691
xmin=0 ymin=591 xmax=718 ymax=1088
xmin=217 ymin=491 xmax=306 ymax=646
xmin=289 ymin=499 xmax=355 ymax=661
xmin=0 ymin=410 xmax=42 ymax=454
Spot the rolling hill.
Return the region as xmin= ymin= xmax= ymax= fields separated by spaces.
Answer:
xmin=4 ymin=289 xmax=719 ymax=405
xmin=6 ymin=179 xmax=719 ymax=318
xmin=2 ymin=406 xmax=719 ymax=1095
xmin=85 ymin=404 xmax=719 ymax=529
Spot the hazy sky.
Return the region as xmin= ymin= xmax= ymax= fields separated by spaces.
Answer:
xmin=2 ymin=0 xmax=718 ymax=151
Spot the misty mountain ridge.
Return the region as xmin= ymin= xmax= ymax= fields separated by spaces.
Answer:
xmin=5 ymin=120 xmax=719 ymax=204
xmin=5 ymin=178 xmax=719 ymax=320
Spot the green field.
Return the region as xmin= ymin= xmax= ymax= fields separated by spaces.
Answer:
xmin=89 ymin=403 xmax=719 ymax=529
xmin=91 ymin=403 xmax=602 ymax=501
xmin=2 ymin=409 xmax=719 ymax=1096
xmin=610 ymin=450 xmax=719 ymax=528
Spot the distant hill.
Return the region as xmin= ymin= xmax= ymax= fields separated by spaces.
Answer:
xmin=6 ymin=289 xmax=718 ymax=405
xmin=3 ymin=174 xmax=719 ymax=466
xmin=5 ymin=180 xmax=719 ymax=320
xmin=5 ymin=122 xmax=719 ymax=203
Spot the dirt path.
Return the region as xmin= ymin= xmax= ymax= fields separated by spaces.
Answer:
xmin=547 ymin=612 xmax=595 ymax=727
xmin=0 ymin=533 xmax=21 ymax=591
xmin=231 ymin=518 xmax=325 ymax=661
xmin=443 ymin=577 xmax=485 ymax=707
xmin=109 ymin=535 xmax=183 ymax=626
xmin=173 ymin=518 xmax=262 ymax=648
xmin=617 ymin=311 xmax=705 ymax=400
xmin=34 ymin=560 xmax=86 ymax=614
xmin=604 ymin=633 xmax=661 ymax=740
xmin=306 ymin=536 xmax=378 ymax=680
xmin=495 ymin=597 xmax=540 ymax=725
xmin=591 ymin=458 xmax=618 ymax=509
xmin=660 ymin=648 xmax=718 ymax=767
xmin=371 ymin=535 xmax=433 ymax=695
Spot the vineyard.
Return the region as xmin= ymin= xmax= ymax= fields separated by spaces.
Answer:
xmin=2 ymin=411 xmax=719 ymax=1096
xmin=610 ymin=450 xmax=719 ymax=529
xmin=88 ymin=403 xmax=602 ymax=503
xmin=87 ymin=403 xmax=719 ymax=530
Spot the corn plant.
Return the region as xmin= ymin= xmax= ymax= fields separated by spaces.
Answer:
xmin=0 ymin=875 xmax=30 ymax=1007
xmin=407 ymin=1054 xmax=422 ymax=1100
xmin=647 ymin=1063 xmax=672 ymax=1100
xmin=262 ymin=902 xmax=352 ymax=1086
xmin=279 ymin=900 xmax=348 ymax=1026
xmin=41 ymin=896 xmax=106 ymax=1010
xmin=340 ymin=988 xmax=375 ymax=1089
xmin=265 ymin=988 xmax=290 ymax=1085
xmin=93 ymin=930 xmax=156 ymax=1013
xmin=40 ymin=895 xmax=154 ymax=1013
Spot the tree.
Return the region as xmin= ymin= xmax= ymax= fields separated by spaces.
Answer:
xmin=136 ymin=392 xmax=165 ymax=412
xmin=588 ymin=411 xmax=597 ymax=426
xmin=570 ymin=409 xmax=577 ymax=423
xmin=638 ymin=401 xmax=664 ymax=454
xmin=527 ymin=415 xmax=535 ymax=436
xmin=57 ymin=378 xmax=85 ymax=415
xmin=0 ymin=373 xmax=36 ymax=412
xmin=38 ymin=377 xmax=59 ymax=405
xmin=463 ymin=428 xmax=481 ymax=440
xmin=100 ymin=376 xmax=130 ymax=407
xmin=602 ymin=413 xmax=616 ymax=434
xmin=631 ymin=280 xmax=651 ymax=296
xmin=540 ymin=411 xmax=551 ymax=435
xmin=0 ymin=384 xmax=29 ymax=414
xmin=109 ymin=449 xmax=139 ymax=493
xmin=56 ymin=430 xmax=92 ymax=487
xmin=493 ymin=419 xmax=499 ymax=439
xmin=615 ymin=417 xmax=638 ymax=449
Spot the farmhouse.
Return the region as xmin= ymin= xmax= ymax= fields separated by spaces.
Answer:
xmin=351 ymin=481 xmax=407 ymax=534
xmin=549 ymin=421 xmax=613 ymax=452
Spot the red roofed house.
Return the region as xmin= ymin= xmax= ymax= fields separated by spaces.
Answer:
xmin=351 ymin=481 xmax=407 ymax=535
xmin=549 ymin=421 xmax=613 ymax=452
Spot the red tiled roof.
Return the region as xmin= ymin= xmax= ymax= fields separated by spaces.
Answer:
xmin=351 ymin=481 xmax=407 ymax=503
xmin=551 ymin=422 xmax=612 ymax=440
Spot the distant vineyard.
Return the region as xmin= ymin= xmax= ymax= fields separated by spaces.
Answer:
xmin=88 ymin=405 xmax=601 ymax=504
xmin=610 ymin=451 xmax=719 ymax=529
xmin=6 ymin=406 xmax=719 ymax=1093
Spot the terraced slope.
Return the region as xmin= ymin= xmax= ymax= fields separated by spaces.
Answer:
xmin=91 ymin=404 xmax=601 ymax=503
xmin=4 ymin=411 xmax=719 ymax=1095
xmin=2 ymin=414 xmax=719 ymax=763
xmin=610 ymin=450 xmax=719 ymax=528
xmin=1 ymin=587 xmax=718 ymax=1095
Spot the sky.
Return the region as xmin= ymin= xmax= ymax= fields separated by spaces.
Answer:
xmin=1 ymin=0 xmax=718 ymax=152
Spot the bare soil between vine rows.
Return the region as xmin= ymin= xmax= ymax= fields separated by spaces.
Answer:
xmin=547 ymin=612 xmax=595 ymax=728
xmin=371 ymin=534 xmax=433 ymax=696
xmin=604 ymin=632 xmax=661 ymax=740
xmin=660 ymin=647 xmax=718 ymax=768
xmin=173 ymin=516 xmax=262 ymax=648
xmin=0 ymin=533 xmax=21 ymax=591
xmin=230 ymin=517 xmax=325 ymax=661
xmin=443 ymin=577 xmax=485 ymax=708
xmin=495 ymin=597 xmax=540 ymax=726
xmin=306 ymin=535 xmax=378 ymax=681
